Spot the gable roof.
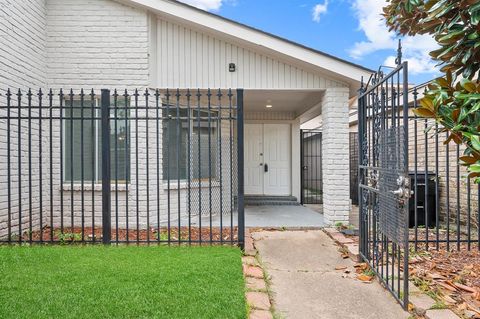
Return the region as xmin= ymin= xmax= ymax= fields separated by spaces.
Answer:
xmin=119 ymin=0 xmax=374 ymax=91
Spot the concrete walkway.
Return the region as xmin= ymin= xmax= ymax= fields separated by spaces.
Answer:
xmin=189 ymin=205 xmax=326 ymax=228
xmin=245 ymin=205 xmax=325 ymax=228
xmin=252 ymin=230 xmax=409 ymax=319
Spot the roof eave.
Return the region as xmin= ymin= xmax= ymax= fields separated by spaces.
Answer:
xmin=118 ymin=0 xmax=373 ymax=87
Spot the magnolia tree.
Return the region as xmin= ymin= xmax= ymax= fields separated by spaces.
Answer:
xmin=383 ymin=0 xmax=480 ymax=182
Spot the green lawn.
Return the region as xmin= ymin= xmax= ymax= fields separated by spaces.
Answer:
xmin=0 ymin=245 xmax=246 ymax=319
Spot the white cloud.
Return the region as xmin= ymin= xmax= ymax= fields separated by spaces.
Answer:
xmin=177 ymin=0 xmax=224 ymax=11
xmin=313 ymin=1 xmax=329 ymax=23
xmin=349 ymin=0 xmax=439 ymax=75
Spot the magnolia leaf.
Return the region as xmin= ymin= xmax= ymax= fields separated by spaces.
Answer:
xmin=436 ymin=77 xmax=449 ymax=88
xmin=468 ymin=172 xmax=480 ymax=179
xmin=468 ymin=165 xmax=480 ymax=173
xmin=460 ymin=156 xmax=478 ymax=165
xmin=471 ymin=10 xmax=480 ymax=26
xmin=424 ymin=0 xmax=439 ymax=11
xmin=470 ymin=102 xmax=480 ymax=114
xmin=458 ymin=107 xmax=469 ymax=122
xmin=383 ymin=0 xmax=480 ymax=183
xmin=467 ymin=32 xmax=479 ymax=40
xmin=452 ymin=108 xmax=460 ymax=121
xmin=413 ymin=107 xmax=435 ymax=118
xmin=420 ymin=97 xmax=435 ymax=111
xmin=446 ymin=70 xmax=452 ymax=85
xmin=445 ymin=133 xmax=463 ymax=145
xmin=454 ymin=93 xmax=480 ymax=100
xmin=461 ymin=79 xmax=477 ymax=93
xmin=472 ymin=135 xmax=480 ymax=151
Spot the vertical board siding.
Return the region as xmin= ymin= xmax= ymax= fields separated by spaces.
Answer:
xmin=155 ymin=18 xmax=346 ymax=90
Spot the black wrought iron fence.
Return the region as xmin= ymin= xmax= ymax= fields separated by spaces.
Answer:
xmin=358 ymin=53 xmax=480 ymax=310
xmin=350 ymin=132 xmax=359 ymax=206
xmin=0 ymin=88 xmax=244 ymax=246
xmin=358 ymin=60 xmax=411 ymax=308
xmin=410 ymin=86 xmax=479 ymax=252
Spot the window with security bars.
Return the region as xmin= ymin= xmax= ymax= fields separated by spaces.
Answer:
xmin=162 ymin=106 xmax=218 ymax=181
xmin=64 ymin=98 xmax=130 ymax=183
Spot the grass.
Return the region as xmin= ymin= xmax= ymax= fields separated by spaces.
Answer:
xmin=0 ymin=245 xmax=246 ymax=319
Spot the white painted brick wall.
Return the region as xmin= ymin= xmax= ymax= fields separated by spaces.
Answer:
xmin=0 ymin=0 xmax=247 ymax=239
xmin=0 ymin=0 xmax=47 ymax=90
xmin=0 ymin=0 xmax=47 ymax=238
xmin=322 ymin=87 xmax=351 ymax=224
xmin=42 ymin=0 xmax=151 ymax=235
xmin=46 ymin=0 xmax=149 ymax=89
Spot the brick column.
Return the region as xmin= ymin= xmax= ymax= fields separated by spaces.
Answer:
xmin=321 ymin=87 xmax=350 ymax=224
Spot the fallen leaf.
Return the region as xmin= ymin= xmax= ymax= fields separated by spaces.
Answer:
xmin=443 ymin=295 xmax=457 ymax=304
xmin=473 ymin=291 xmax=480 ymax=301
xmin=335 ymin=265 xmax=348 ymax=271
xmin=357 ymin=274 xmax=373 ymax=282
xmin=466 ymin=302 xmax=480 ymax=315
xmin=427 ymin=273 xmax=447 ymax=280
xmin=454 ymin=283 xmax=477 ymax=294
xmin=408 ymin=303 xmax=415 ymax=312
xmin=437 ymin=281 xmax=458 ymax=292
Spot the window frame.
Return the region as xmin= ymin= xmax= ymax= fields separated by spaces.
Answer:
xmin=62 ymin=97 xmax=130 ymax=186
xmin=162 ymin=105 xmax=219 ymax=183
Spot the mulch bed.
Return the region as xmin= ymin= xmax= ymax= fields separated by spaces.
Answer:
xmin=23 ymin=226 xmax=238 ymax=244
xmin=333 ymin=227 xmax=480 ymax=317
xmin=410 ymin=249 xmax=480 ymax=318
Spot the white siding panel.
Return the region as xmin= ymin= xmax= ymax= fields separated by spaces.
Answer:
xmin=154 ymin=18 xmax=345 ymax=89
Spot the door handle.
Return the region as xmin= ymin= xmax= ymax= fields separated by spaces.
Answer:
xmin=264 ymin=163 xmax=269 ymax=173
xmin=390 ymin=188 xmax=404 ymax=197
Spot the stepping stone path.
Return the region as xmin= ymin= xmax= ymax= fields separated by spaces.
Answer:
xmin=243 ymin=230 xmax=273 ymax=319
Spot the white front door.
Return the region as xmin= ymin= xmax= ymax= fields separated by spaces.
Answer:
xmin=263 ymin=124 xmax=291 ymax=195
xmin=245 ymin=124 xmax=264 ymax=195
xmin=245 ymin=124 xmax=291 ymax=196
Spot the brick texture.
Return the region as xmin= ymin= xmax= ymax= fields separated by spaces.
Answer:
xmin=322 ymin=87 xmax=351 ymax=224
xmin=0 ymin=0 xmax=48 ymax=238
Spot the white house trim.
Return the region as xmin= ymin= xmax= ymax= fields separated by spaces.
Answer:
xmin=119 ymin=0 xmax=372 ymax=94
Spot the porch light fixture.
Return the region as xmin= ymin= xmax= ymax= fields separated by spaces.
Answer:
xmin=266 ymin=104 xmax=273 ymax=108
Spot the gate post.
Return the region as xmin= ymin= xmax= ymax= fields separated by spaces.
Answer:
xmin=357 ymin=82 xmax=365 ymax=255
xmin=237 ymin=89 xmax=245 ymax=250
xmin=101 ymin=89 xmax=111 ymax=244
xmin=300 ymin=130 xmax=304 ymax=205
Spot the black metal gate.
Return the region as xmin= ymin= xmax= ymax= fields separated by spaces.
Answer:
xmin=358 ymin=56 xmax=411 ymax=308
xmin=300 ymin=130 xmax=322 ymax=205
xmin=350 ymin=132 xmax=359 ymax=205
xmin=0 ymin=88 xmax=244 ymax=247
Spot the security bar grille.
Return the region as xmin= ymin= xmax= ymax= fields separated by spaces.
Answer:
xmin=0 ymin=88 xmax=245 ymax=247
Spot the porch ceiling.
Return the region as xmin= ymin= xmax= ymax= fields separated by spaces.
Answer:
xmin=244 ymin=90 xmax=324 ymax=118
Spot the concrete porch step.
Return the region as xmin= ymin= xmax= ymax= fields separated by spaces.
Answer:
xmin=245 ymin=196 xmax=300 ymax=206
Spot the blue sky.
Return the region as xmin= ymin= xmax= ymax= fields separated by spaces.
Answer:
xmin=179 ymin=0 xmax=440 ymax=85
